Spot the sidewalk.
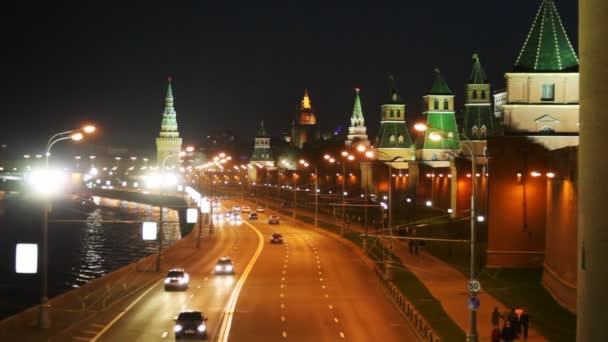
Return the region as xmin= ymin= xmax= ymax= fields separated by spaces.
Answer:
xmin=248 ymin=195 xmax=547 ymax=341
xmin=391 ymin=243 xmax=546 ymax=342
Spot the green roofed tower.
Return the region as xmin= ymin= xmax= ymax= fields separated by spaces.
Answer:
xmin=250 ymin=121 xmax=274 ymax=165
xmin=462 ymin=53 xmax=496 ymax=140
xmin=345 ymin=88 xmax=369 ymax=147
xmin=514 ymin=0 xmax=578 ymax=72
xmin=155 ymin=76 xmax=183 ymax=168
xmin=375 ymin=76 xmax=413 ymax=150
xmin=418 ymin=69 xmax=459 ymax=161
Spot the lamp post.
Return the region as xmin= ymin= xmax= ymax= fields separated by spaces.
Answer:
xmin=415 ymin=123 xmax=478 ymax=342
xmin=324 ymin=152 xmax=356 ymax=235
xmin=298 ymin=159 xmax=317 ymax=226
xmin=39 ymin=125 xmax=95 ymax=328
xmin=156 ymin=147 xmax=192 ymax=272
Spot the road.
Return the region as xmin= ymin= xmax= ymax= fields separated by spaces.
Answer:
xmin=58 ymin=200 xmax=418 ymax=341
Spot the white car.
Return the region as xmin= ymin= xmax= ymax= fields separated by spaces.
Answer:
xmin=256 ymin=207 xmax=265 ymax=213
xmin=242 ymin=206 xmax=251 ymax=213
xmin=215 ymin=257 xmax=235 ymax=275
xmin=232 ymin=206 xmax=241 ymax=212
xmin=164 ymin=268 xmax=189 ymax=290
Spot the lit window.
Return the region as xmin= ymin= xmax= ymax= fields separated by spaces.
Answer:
xmin=398 ymin=135 xmax=404 ymax=143
xmin=480 ymin=125 xmax=487 ymax=137
xmin=471 ymin=125 xmax=479 ymax=137
xmin=541 ymin=84 xmax=555 ymax=101
xmin=389 ymin=135 xmax=396 ymax=143
xmin=447 ymin=132 xmax=454 ymax=139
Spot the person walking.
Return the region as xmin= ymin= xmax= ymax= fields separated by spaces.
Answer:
xmin=491 ymin=326 xmax=501 ymax=342
xmin=491 ymin=306 xmax=501 ymax=328
xmin=501 ymin=320 xmax=515 ymax=342
xmin=521 ymin=310 xmax=530 ymax=340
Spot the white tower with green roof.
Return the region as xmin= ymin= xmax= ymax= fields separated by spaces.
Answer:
xmin=375 ymin=76 xmax=414 ymax=163
xmin=418 ymin=69 xmax=459 ymax=161
xmin=155 ymin=76 xmax=183 ymax=168
xmin=248 ymin=121 xmax=275 ymax=184
xmin=463 ymin=53 xmax=495 ymax=140
xmin=502 ymin=0 xmax=579 ymax=149
xmin=345 ymin=88 xmax=369 ymax=147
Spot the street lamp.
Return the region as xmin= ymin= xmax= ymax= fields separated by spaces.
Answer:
xmin=156 ymin=147 xmax=191 ymax=272
xmin=415 ymin=122 xmax=479 ymax=342
xmin=38 ymin=124 xmax=95 ymax=328
xmin=324 ymin=152 xmax=357 ymax=235
xmin=299 ymin=159 xmax=318 ymax=226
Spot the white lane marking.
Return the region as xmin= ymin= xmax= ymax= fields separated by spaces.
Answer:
xmin=281 ymin=284 xmax=284 ymax=288
xmin=329 ymin=305 xmax=333 ymax=309
xmin=161 ymin=331 xmax=168 ymax=338
xmin=283 ymin=270 xmax=286 ymax=274
xmin=325 ymin=294 xmax=329 ymax=298
xmin=322 ymin=285 xmax=326 ymax=289
xmin=320 ymin=278 xmax=324 ymax=282
xmin=334 ymin=317 xmax=339 ymax=323
xmin=282 ymin=331 xmax=287 ymax=338
xmin=281 ymin=303 xmax=285 ymax=308
xmin=340 ymin=332 xmax=345 ymax=338
xmin=217 ymin=219 xmax=265 ymax=342
xmin=280 ymin=293 xmax=284 ymax=297
xmin=318 ymin=272 xmax=322 ymax=275
xmin=281 ymin=277 xmax=285 ymax=281
xmin=281 ymin=316 xmax=286 ymax=322
xmin=91 ymin=277 xmax=163 ymax=341
xmin=81 ymin=330 xmax=99 ymax=334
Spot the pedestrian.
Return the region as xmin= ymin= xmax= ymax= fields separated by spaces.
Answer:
xmin=501 ymin=320 xmax=515 ymax=342
xmin=521 ymin=310 xmax=529 ymax=340
xmin=491 ymin=326 xmax=501 ymax=342
xmin=491 ymin=306 xmax=501 ymax=328
xmin=508 ymin=307 xmax=520 ymax=338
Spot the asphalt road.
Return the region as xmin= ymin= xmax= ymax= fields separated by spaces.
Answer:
xmin=59 ymin=201 xmax=418 ymax=341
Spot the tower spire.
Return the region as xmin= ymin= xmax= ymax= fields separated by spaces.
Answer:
xmin=301 ymin=89 xmax=311 ymax=109
xmin=345 ymin=87 xmax=368 ymax=147
xmin=469 ymin=53 xmax=488 ymax=84
xmin=156 ymin=76 xmax=182 ymax=167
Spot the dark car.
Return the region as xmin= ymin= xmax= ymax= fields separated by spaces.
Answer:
xmin=268 ymin=215 xmax=280 ymax=224
xmin=174 ymin=310 xmax=208 ymax=339
xmin=215 ymin=257 xmax=235 ymax=275
xmin=164 ymin=268 xmax=189 ymax=291
xmin=270 ymin=233 xmax=283 ymax=244
xmin=249 ymin=212 xmax=258 ymax=220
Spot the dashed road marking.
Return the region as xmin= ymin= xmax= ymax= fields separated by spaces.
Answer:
xmin=334 ymin=317 xmax=339 ymax=323
xmin=325 ymin=294 xmax=329 ymax=298
xmin=320 ymin=278 xmax=324 ymax=282
xmin=282 ymin=331 xmax=287 ymax=338
xmin=339 ymin=332 xmax=345 ymax=338
xmin=280 ymin=293 xmax=284 ymax=298
xmin=162 ymin=331 xmax=168 ymax=338
xmin=329 ymin=305 xmax=333 ymax=309
xmin=281 ymin=303 xmax=285 ymax=309
xmin=281 ymin=316 xmax=286 ymax=322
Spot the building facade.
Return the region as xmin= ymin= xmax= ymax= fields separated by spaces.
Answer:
xmin=248 ymin=121 xmax=275 ymax=183
xmin=291 ymin=89 xmax=320 ymax=149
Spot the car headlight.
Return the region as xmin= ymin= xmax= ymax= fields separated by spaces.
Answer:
xmin=178 ymin=278 xmax=187 ymax=284
xmin=174 ymin=324 xmax=183 ymax=332
xmin=197 ymin=324 xmax=206 ymax=332
xmin=164 ymin=278 xmax=170 ymax=284
xmin=226 ymin=265 xmax=233 ymax=271
xmin=215 ymin=265 xmax=222 ymax=271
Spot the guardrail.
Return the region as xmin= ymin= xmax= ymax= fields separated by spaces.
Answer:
xmin=373 ymin=266 xmax=441 ymax=342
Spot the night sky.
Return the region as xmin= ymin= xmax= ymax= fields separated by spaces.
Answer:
xmin=0 ymin=0 xmax=578 ymax=157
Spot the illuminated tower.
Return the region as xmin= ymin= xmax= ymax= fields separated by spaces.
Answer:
xmin=249 ymin=121 xmax=275 ymax=183
xmin=375 ymin=76 xmax=414 ymax=160
xmin=345 ymin=88 xmax=369 ymax=147
xmin=155 ymin=76 xmax=183 ymax=168
xmin=418 ymin=69 xmax=459 ymax=161
xmin=462 ymin=53 xmax=495 ymax=140
xmin=502 ymin=0 xmax=579 ymax=149
xmin=292 ymin=89 xmax=320 ymax=149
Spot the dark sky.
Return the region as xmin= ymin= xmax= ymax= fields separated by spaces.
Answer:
xmin=0 ymin=0 xmax=578 ymax=157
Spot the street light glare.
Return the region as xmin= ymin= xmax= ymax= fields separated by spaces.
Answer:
xmin=71 ymin=132 xmax=83 ymax=141
xmin=82 ymin=125 xmax=96 ymax=133
xmin=429 ymin=132 xmax=442 ymax=141
xmin=356 ymin=145 xmax=366 ymax=152
xmin=347 ymin=155 xmax=355 ymax=161
xmin=185 ymin=146 xmax=194 ymax=152
xmin=364 ymin=151 xmax=374 ymax=158
xmin=414 ymin=123 xmax=427 ymax=131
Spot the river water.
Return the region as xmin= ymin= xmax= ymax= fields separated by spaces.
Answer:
xmin=0 ymin=192 xmax=181 ymax=319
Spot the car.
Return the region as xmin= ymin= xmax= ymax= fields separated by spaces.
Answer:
xmin=225 ymin=212 xmax=233 ymax=219
xmin=256 ymin=207 xmax=265 ymax=213
xmin=268 ymin=215 xmax=280 ymax=224
xmin=249 ymin=212 xmax=258 ymax=220
xmin=270 ymin=233 xmax=283 ymax=244
xmin=232 ymin=205 xmax=241 ymax=212
xmin=242 ymin=206 xmax=251 ymax=213
xmin=230 ymin=213 xmax=242 ymax=221
xmin=215 ymin=257 xmax=235 ymax=274
xmin=174 ymin=310 xmax=208 ymax=339
xmin=164 ymin=268 xmax=189 ymax=291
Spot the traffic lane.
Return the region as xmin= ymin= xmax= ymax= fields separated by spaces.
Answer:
xmin=92 ymin=218 xmax=259 ymax=342
xmin=299 ymin=228 xmax=419 ymax=341
xmin=229 ymin=219 xmax=344 ymax=341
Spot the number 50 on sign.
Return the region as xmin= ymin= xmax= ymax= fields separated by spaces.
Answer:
xmin=468 ymin=280 xmax=481 ymax=293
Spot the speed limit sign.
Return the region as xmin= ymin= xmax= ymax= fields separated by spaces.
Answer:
xmin=468 ymin=280 xmax=481 ymax=293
